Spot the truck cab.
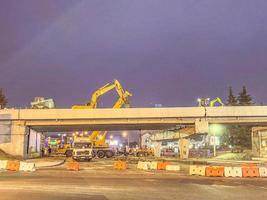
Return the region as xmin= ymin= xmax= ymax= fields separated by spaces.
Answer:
xmin=72 ymin=137 xmax=93 ymax=161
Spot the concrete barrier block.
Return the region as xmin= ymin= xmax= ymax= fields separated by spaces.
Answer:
xmin=19 ymin=162 xmax=36 ymax=172
xmin=137 ymin=161 xmax=145 ymax=170
xmin=0 ymin=160 xmax=8 ymax=170
xmin=143 ymin=162 xmax=151 ymax=170
xmin=166 ymin=165 xmax=180 ymax=171
xmin=224 ymin=167 xmax=242 ymax=177
xmin=189 ymin=165 xmax=206 ymax=176
xmin=150 ymin=161 xmax=158 ymax=170
xmin=259 ymin=167 xmax=267 ymax=177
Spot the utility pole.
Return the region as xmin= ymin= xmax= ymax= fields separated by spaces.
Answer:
xmin=127 ymin=133 xmax=130 ymax=147
xmin=213 ymin=131 xmax=216 ymax=157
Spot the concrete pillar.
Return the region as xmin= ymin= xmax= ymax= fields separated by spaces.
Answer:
xmin=0 ymin=121 xmax=27 ymax=159
xmin=151 ymin=141 xmax=161 ymax=157
xmin=195 ymin=119 xmax=209 ymax=133
xmin=179 ymin=138 xmax=189 ymax=159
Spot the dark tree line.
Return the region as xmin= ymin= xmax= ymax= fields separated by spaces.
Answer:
xmin=224 ymin=86 xmax=253 ymax=148
xmin=0 ymin=88 xmax=8 ymax=109
xmin=227 ymin=86 xmax=253 ymax=106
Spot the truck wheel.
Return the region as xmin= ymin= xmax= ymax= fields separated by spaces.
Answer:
xmin=105 ymin=150 xmax=114 ymax=158
xmin=97 ymin=150 xmax=105 ymax=158
xmin=65 ymin=150 xmax=73 ymax=157
xmin=92 ymin=150 xmax=97 ymax=158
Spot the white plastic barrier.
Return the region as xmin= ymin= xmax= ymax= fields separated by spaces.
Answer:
xmin=19 ymin=162 xmax=36 ymax=172
xmin=150 ymin=161 xmax=158 ymax=170
xmin=224 ymin=167 xmax=242 ymax=177
xmin=143 ymin=162 xmax=151 ymax=170
xmin=166 ymin=165 xmax=180 ymax=171
xmin=137 ymin=161 xmax=145 ymax=170
xmin=0 ymin=160 xmax=8 ymax=170
xmin=259 ymin=167 xmax=267 ymax=177
xmin=189 ymin=165 xmax=206 ymax=176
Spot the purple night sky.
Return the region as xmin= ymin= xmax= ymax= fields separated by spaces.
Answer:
xmin=0 ymin=0 xmax=267 ymax=108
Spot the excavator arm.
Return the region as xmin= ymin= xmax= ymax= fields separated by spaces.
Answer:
xmin=95 ymin=84 xmax=132 ymax=146
xmin=72 ymin=79 xmax=132 ymax=109
xmin=72 ymin=82 xmax=117 ymax=109
xmin=209 ymin=97 xmax=224 ymax=107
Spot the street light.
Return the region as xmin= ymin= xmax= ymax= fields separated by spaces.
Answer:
xmin=209 ymin=124 xmax=225 ymax=157
xmin=109 ymin=135 xmax=113 ymax=139
xmin=122 ymin=131 xmax=129 ymax=147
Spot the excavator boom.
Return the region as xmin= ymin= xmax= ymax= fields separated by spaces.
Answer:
xmin=210 ymin=97 xmax=224 ymax=107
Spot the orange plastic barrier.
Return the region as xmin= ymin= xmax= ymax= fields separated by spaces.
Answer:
xmin=205 ymin=166 xmax=224 ymax=177
xmin=241 ymin=164 xmax=257 ymax=167
xmin=157 ymin=162 xmax=170 ymax=170
xmin=113 ymin=161 xmax=127 ymax=170
xmin=67 ymin=161 xmax=80 ymax=171
xmin=242 ymin=166 xmax=259 ymax=177
xmin=6 ymin=160 xmax=20 ymax=172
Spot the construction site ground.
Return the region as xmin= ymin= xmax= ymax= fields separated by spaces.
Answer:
xmin=1 ymin=158 xmax=267 ymax=200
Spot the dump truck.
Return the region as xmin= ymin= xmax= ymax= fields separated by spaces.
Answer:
xmin=72 ymin=137 xmax=93 ymax=161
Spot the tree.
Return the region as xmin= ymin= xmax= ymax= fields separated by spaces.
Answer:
xmin=237 ymin=86 xmax=253 ymax=106
xmin=223 ymin=125 xmax=252 ymax=148
xmin=222 ymin=86 xmax=253 ymax=149
xmin=227 ymin=86 xmax=238 ymax=106
xmin=0 ymin=88 xmax=8 ymax=109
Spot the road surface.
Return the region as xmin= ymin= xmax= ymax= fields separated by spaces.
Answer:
xmin=0 ymin=167 xmax=267 ymax=200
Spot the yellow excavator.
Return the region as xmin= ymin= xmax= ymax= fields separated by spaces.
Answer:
xmin=198 ymin=97 xmax=224 ymax=107
xmin=209 ymin=97 xmax=224 ymax=107
xmin=72 ymin=79 xmax=131 ymax=109
xmin=71 ymin=80 xmax=132 ymax=158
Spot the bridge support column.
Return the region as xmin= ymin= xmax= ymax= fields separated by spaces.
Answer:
xmin=0 ymin=121 xmax=28 ymax=159
xmin=179 ymin=138 xmax=189 ymax=159
xmin=151 ymin=141 xmax=161 ymax=157
xmin=195 ymin=119 xmax=209 ymax=133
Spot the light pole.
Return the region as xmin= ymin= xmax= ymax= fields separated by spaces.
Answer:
xmin=213 ymin=130 xmax=216 ymax=157
xmin=209 ymin=124 xmax=224 ymax=157
xmin=122 ymin=131 xmax=129 ymax=147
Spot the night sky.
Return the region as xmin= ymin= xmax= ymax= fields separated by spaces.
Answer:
xmin=0 ymin=0 xmax=267 ymax=108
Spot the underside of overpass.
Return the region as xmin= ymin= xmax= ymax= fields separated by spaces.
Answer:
xmin=28 ymin=123 xmax=179 ymax=132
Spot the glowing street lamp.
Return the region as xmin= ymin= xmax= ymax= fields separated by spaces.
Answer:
xmin=209 ymin=124 xmax=225 ymax=157
xmin=122 ymin=131 xmax=128 ymax=138
xmin=109 ymin=135 xmax=113 ymax=139
xmin=122 ymin=131 xmax=129 ymax=147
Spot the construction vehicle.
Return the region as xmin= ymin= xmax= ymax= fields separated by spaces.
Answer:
xmin=31 ymin=97 xmax=55 ymax=109
xmin=128 ymin=147 xmax=154 ymax=157
xmin=72 ymin=80 xmax=132 ymax=158
xmin=72 ymin=79 xmax=131 ymax=109
xmin=197 ymin=97 xmax=224 ymax=107
xmin=72 ymin=137 xmax=93 ymax=161
xmin=56 ymin=144 xmax=73 ymax=157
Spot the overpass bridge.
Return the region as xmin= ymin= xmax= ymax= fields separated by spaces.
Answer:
xmin=1 ymin=106 xmax=267 ymax=157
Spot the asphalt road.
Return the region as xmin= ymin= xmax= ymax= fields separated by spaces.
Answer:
xmin=1 ymin=168 xmax=267 ymax=200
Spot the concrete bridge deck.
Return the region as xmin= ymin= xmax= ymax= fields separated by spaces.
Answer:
xmin=1 ymin=106 xmax=267 ymax=157
xmin=1 ymin=106 xmax=267 ymax=131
